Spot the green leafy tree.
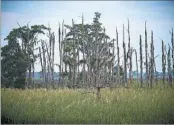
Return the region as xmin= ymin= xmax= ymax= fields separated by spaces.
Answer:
xmin=1 ymin=40 xmax=28 ymax=89
xmin=6 ymin=25 xmax=48 ymax=87
xmin=2 ymin=24 xmax=49 ymax=88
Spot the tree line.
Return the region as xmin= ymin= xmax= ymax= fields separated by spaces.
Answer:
xmin=1 ymin=12 xmax=174 ymax=94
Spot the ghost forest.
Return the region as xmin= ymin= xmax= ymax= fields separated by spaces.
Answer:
xmin=1 ymin=12 xmax=174 ymax=124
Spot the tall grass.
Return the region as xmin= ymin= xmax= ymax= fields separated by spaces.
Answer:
xmin=1 ymin=86 xmax=174 ymax=124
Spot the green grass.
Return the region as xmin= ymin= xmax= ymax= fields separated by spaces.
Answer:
xmin=1 ymin=86 xmax=174 ymax=124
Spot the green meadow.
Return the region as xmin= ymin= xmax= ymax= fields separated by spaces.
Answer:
xmin=1 ymin=86 xmax=174 ymax=124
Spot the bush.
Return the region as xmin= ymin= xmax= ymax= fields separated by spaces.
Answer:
xmin=14 ymin=77 xmax=26 ymax=89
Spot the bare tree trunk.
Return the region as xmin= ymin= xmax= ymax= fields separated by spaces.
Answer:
xmin=45 ymin=42 xmax=52 ymax=88
xmin=52 ymin=33 xmax=55 ymax=88
xmin=154 ymin=62 xmax=158 ymax=86
xmin=32 ymin=44 xmax=35 ymax=88
xmin=145 ymin=21 xmax=149 ymax=86
xmin=108 ymin=49 xmax=111 ymax=82
xmin=139 ymin=35 xmax=143 ymax=87
xmin=127 ymin=19 xmax=132 ymax=84
xmin=49 ymin=31 xmax=52 ymax=79
xmin=77 ymin=36 xmax=80 ymax=85
xmin=83 ymin=41 xmax=86 ymax=84
xmin=112 ymin=39 xmax=115 ymax=81
xmin=81 ymin=14 xmax=86 ymax=85
xmin=134 ymin=49 xmax=139 ymax=82
xmin=171 ymin=28 xmax=173 ymax=85
xmin=72 ymin=19 xmax=76 ymax=87
xmin=64 ymin=29 xmax=67 ymax=75
xmin=123 ymin=24 xmax=127 ymax=86
xmin=32 ymin=63 xmax=35 ymax=88
xmin=46 ymin=59 xmax=50 ymax=88
xmin=103 ymin=28 xmax=107 ymax=84
xmin=96 ymin=87 xmax=101 ymax=100
xmin=150 ymin=31 xmax=154 ymax=88
xmin=28 ymin=65 xmax=32 ymax=88
xmin=27 ymin=24 xmax=31 ymax=88
xmin=48 ymin=28 xmax=52 ymax=88
xmin=62 ymin=20 xmax=65 ymax=81
xmin=58 ymin=23 xmax=62 ymax=83
xmin=39 ymin=47 xmax=44 ymax=84
xmin=69 ymin=65 xmax=72 ymax=84
xmin=116 ymin=27 xmax=120 ymax=84
xmin=162 ymin=41 xmax=167 ymax=87
xmin=167 ymin=46 xmax=172 ymax=87
xmin=41 ymin=41 xmax=47 ymax=87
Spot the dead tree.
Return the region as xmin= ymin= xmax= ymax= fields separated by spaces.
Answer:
xmin=41 ymin=40 xmax=47 ymax=87
xmin=116 ymin=27 xmax=120 ymax=84
xmin=82 ymin=14 xmax=86 ymax=85
xmin=77 ymin=35 xmax=80 ymax=85
xmin=167 ymin=46 xmax=172 ymax=87
xmin=51 ymin=33 xmax=55 ymax=87
xmin=45 ymin=41 xmax=52 ymax=87
xmin=154 ymin=58 xmax=158 ymax=86
xmin=39 ymin=47 xmax=44 ymax=83
xmin=170 ymin=28 xmax=174 ymax=83
xmin=72 ymin=19 xmax=76 ymax=86
xmin=139 ymin=35 xmax=143 ymax=87
xmin=46 ymin=29 xmax=55 ymax=88
xmin=123 ymin=24 xmax=127 ymax=86
xmin=150 ymin=31 xmax=154 ymax=88
xmin=64 ymin=29 xmax=67 ymax=74
xmin=133 ymin=49 xmax=139 ymax=82
xmin=112 ymin=39 xmax=115 ymax=81
xmin=32 ymin=58 xmax=35 ymax=88
xmin=62 ymin=20 xmax=65 ymax=76
xmin=85 ymin=38 xmax=115 ymax=100
xmin=58 ymin=23 xmax=62 ymax=83
xmin=145 ymin=21 xmax=149 ymax=85
xmin=127 ymin=19 xmax=132 ymax=84
xmin=162 ymin=40 xmax=166 ymax=86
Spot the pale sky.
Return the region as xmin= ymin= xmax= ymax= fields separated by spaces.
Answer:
xmin=1 ymin=1 xmax=174 ymax=72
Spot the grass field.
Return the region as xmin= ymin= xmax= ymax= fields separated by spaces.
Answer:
xmin=1 ymin=86 xmax=174 ymax=124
